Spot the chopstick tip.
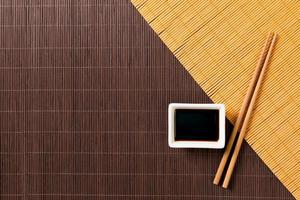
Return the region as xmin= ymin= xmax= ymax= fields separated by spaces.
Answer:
xmin=222 ymin=182 xmax=229 ymax=189
xmin=213 ymin=179 xmax=219 ymax=185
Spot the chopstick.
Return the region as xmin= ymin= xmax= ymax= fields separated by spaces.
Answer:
xmin=222 ymin=33 xmax=277 ymax=188
xmin=213 ymin=32 xmax=278 ymax=188
xmin=213 ymin=32 xmax=274 ymax=185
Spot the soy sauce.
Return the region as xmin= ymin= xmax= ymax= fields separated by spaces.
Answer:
xmin=175 ymin=109 xmax=219 ymax=141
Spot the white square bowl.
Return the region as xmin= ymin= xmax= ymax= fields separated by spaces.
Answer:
xmin=168 ymin=103 xmax=225 ymax=149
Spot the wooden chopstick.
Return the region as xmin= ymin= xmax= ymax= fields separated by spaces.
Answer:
xmin=222 ymin=33 xmax=278 ymax=188
xmin=213 ymin=32 xmax=274 ymax=185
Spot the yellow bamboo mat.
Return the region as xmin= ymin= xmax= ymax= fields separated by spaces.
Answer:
xmin=131 ymin=0 xmax=300 ymax=198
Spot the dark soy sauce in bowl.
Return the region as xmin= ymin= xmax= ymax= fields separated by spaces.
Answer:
xmin=175 ymin=109 xmax=219 ymax=141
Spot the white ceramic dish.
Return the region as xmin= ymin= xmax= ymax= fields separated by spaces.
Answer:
xmin=168 ymin=103 xmax=225 ymax=149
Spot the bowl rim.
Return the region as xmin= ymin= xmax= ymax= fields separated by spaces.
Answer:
xmin=168 ymin=103 xmax=225 ymax=149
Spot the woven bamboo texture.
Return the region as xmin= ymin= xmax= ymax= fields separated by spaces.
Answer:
xmin=131 ymin=0 xmax=300 ymax=199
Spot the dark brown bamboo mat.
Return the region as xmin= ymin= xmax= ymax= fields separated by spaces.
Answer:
xmin=0 ymin=0 xmax=294 ymax=199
